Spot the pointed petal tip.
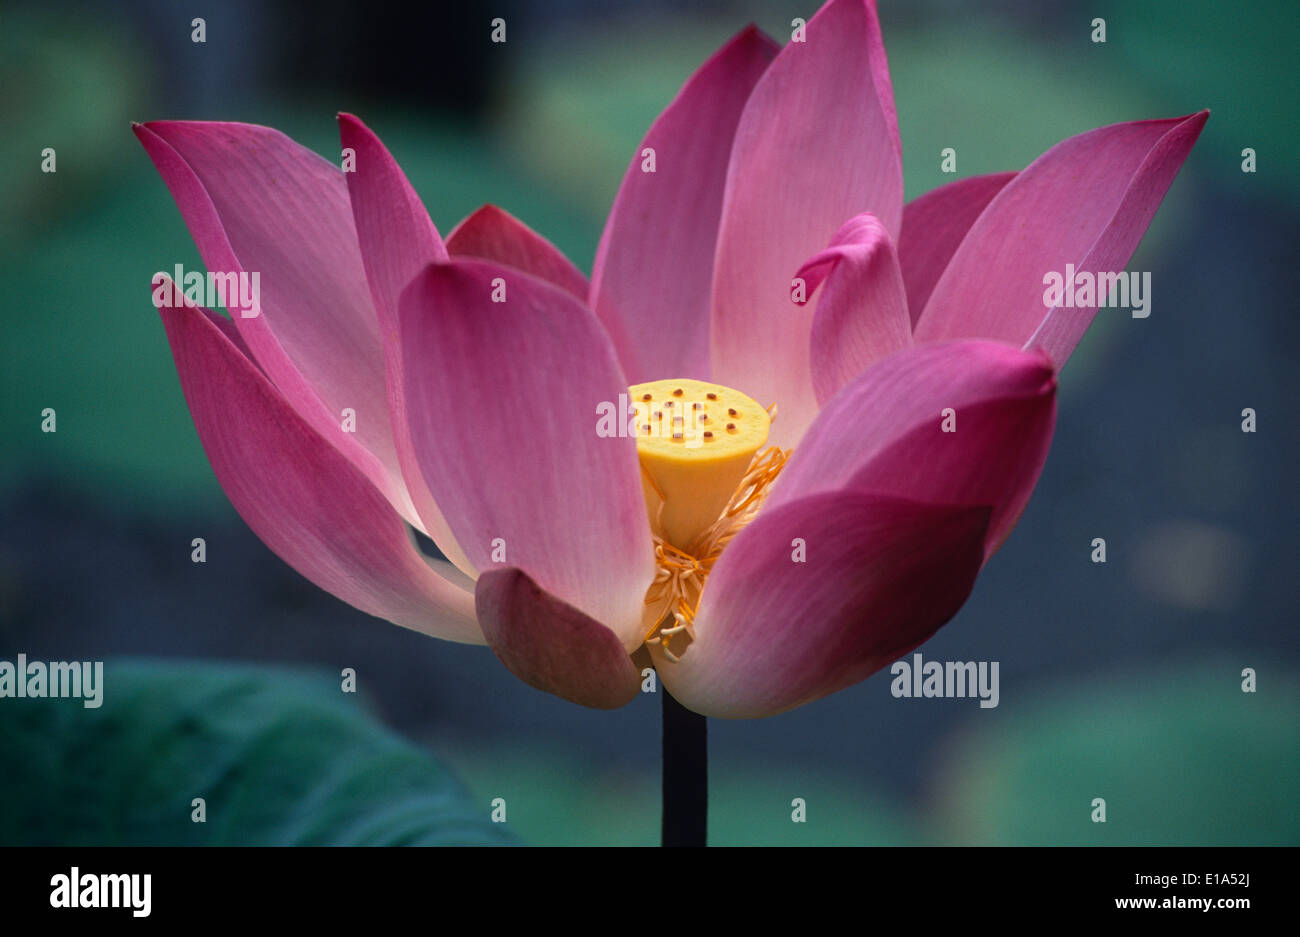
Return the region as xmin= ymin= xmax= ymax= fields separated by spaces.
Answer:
xmin=460 ymin=203 xmax=507 ymax=224
xmin=1181 ymin=108 xmax=1211 ymax=137
xmin=336 ymin=112 xmax=375 ymax=143
xmin=916 ymin=111 xmax=1208 ymax=364
xmin=444 ymin=204 xmax=589 ymax=301
xmin=1153 ymin=109 xmax=1209 ymax=131
xmin=732 ymin=21 xmax=778 ymax=51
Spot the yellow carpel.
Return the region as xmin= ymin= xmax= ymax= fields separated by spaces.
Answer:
xmin=629 ymin=378 xmax=770 ymax=551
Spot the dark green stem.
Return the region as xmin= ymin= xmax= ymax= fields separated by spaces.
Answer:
xmin=661 ymin=689 xmax=707 ymax=846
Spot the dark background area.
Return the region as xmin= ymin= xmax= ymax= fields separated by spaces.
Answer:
xmin=1 ymin=0 xmax=1296 ymax=844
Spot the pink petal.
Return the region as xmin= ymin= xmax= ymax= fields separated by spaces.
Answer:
xmin=158 ymin=287 xmax=481 ymax=644
xmin=336 ymin=113 xmax=474 ymax=576
xmin=476 ymin=568 xmax=642 ymax=709
xmin=446 ymin=204 xmax=589 ymax=302
xmin=398 ymin=259 xmax=655 ymax=649
xmin=768 ymin=340 xmax=1056 ymax=558
xmin=338 ymin=113 xmax=448 ymax=329
xmin=897 ymin=172 xmax=1016 ymax=325
xmin=655 ymin=492 xmax=989 ymax=718
xmin=914 ymin=112 xmax=1209 ymax=365
xmin=798 ymin=213 xmax=912 ymax=406
xmin=711 ymin=0 xmax=903 ymax=446
xmin=589 ymin=25 xmax=778 ymax=383
xmin=134 ymin=121 xmax=420 ymax=528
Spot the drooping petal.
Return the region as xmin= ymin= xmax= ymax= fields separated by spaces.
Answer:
xmin=655 ymin=492 xmax=989 ymax=719
xmin=476 ymin=568 xmax=641 ymax=709
xmin=711 ymin=0 xmax=903 ymax=446
xmin=914 ymin=112 xmax=1208 ymax=365
xmin=134 ymin=121 xmax=420 ymax=527
xmin=157 ymin=287 xmax=481 ymax=644
xmin=897 ymin=172 xmax=1015 ymax=324
xmin=798 ymin=213 xmax=912 ymax=406
xmin=589 ymin=24 xmax=778 ymax=383
xmin=337 ymin=113 xmax=475 ymax=576
xmin=767 ymin=340 xmax=1056 ymax=558
xmin=447 ymin=204 xmax=589 ymax=302
xmin=398 ymin=259 xmax=655 ymax=649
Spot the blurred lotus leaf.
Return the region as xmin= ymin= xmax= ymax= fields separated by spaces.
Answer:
xmin=934 ymin=659 xmax=1299 ymax=845
xmin=0 ymin=659 xmax=516 ymax=846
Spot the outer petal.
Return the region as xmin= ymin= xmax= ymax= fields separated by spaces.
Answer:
xmin=914 ymin=112 xmax=1209 ymax=365
xmin=337 ymin=113 xmax=475 ymax=577
xmin=655 ymin=492 xmax=989 ymax=719
xmin=158 ymin=287 xmax=481 ymax=644
xmin=447 ymin=204 xmax=588 ymax=302
xmin=797 ymin=213 xmax=912 ymax=406
xmin=711 ymin=0 xmax=903 ymax=446
xmin=476 ymin=568 xmax=641 ymax=709
xmin=134 ymin=121 xmax=420 ymax=527
xmin=768 ymin=340 xmax=1056 ymax=559
xmin=897 ymin=172 xmax=1016 ymax=325
xmin=399 ymin=259 xmax=655 ymax=649
xmin=589 ymin=25 xmax=778 ymax=383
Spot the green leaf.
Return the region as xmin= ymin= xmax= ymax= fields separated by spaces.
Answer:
xmin=0 ymin=659 xmax=516 ymax=846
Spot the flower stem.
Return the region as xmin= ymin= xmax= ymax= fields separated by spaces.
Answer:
xmin=661 ymin=689 xmax=707 ymax=846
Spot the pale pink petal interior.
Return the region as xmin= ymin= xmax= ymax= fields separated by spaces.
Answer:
xmin=711 ymin=0 xmax=904 ymax=446
xmin=590 ymin=24 xmax=778 ymax=383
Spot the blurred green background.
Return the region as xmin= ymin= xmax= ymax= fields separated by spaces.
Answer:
xmin=1 ymin=0 xmax=1296 ymax=845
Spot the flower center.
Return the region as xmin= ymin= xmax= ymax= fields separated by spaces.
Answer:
xmin=629 ymin=378 xmax=790 ymax=662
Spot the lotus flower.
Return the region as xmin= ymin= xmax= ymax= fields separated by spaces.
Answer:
xmin=137 ymin=0 xmax=1205 ymax=718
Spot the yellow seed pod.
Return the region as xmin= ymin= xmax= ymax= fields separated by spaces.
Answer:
xmin=628 ymin=378 xmax=770 ymax=551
